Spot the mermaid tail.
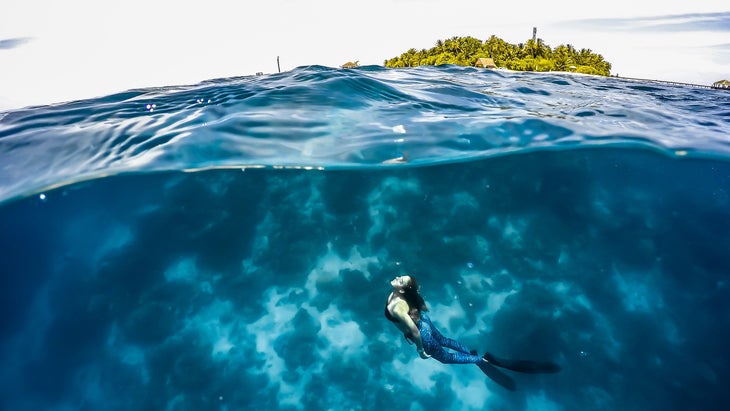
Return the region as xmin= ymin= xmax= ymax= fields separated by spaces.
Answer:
xmin=476 ymin=352 xmax=560 ymax=391
xmin=476 ymin=360 xmax=516 ymax=391
xmin=482 ymin=352 xmax=561 ymax=374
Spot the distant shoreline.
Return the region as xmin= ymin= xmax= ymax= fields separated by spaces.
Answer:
xmin=384 ymin=35 xmax=612 ymax=76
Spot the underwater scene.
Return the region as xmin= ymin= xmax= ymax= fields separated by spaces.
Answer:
xmin=1 ymin=65 xmax=729 ymax=411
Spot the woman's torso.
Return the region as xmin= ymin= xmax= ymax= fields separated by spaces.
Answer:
xmin=385 ymin=292 xmax=422 ymax=324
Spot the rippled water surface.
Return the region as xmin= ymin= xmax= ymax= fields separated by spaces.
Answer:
xmin=1 ymin=66 xmax=729 ymax=411
xmin=1 ymin=65 xmax=729 ymax=203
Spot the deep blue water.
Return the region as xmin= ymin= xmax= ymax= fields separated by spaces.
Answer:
xmin=1 ymin=65 xmax=730 ymax=411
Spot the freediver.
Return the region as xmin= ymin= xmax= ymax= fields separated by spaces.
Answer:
xmin=385 ymin=275 xmax=560 ymax=390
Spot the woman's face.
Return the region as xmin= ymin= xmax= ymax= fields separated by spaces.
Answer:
xmin=391 ymin=275 xmax=412 ymax=289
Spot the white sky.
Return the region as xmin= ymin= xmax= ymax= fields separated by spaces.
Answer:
xmin=1 ymin=0 xmax=729 ymax=110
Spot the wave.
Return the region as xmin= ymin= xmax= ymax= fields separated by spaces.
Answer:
xmin=1 ymin=65 xmax=729 ymax=204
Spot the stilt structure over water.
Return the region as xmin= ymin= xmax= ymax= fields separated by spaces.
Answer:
xmin=617 ymin=76 xmax=724 ymax=90
xmin=713 ymin=79 xmax=730 ymax=90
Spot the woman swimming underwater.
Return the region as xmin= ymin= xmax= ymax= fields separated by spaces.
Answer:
xmin=385 ymin=275 xmax=560 ymax=389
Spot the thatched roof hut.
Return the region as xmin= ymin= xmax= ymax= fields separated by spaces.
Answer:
xmin=341 ymin=61 xmax=359 ymax=68
xmin=475 ymin=57 xmax=496 ymax=68
xmin=713 ymin=79 xmax=730 ymax=90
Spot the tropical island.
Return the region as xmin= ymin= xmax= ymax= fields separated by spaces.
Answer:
xmin=384 ymin=35 xmax=612 ymax=76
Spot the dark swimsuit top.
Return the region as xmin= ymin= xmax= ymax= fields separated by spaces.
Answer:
xmin=385 ymin=293 xmax=399 ymax=323
xmin=384 ymin=304 xmax=398 ymax=323
xmin=385 ymin=295 xmax=420 ymax=324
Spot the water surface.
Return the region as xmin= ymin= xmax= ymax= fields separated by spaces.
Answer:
xmin=1 ymin=65 xmax=729 ymax=411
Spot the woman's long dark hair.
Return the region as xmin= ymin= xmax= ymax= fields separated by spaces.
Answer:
xmin=402 ymin=276 xmax=428 ymax=315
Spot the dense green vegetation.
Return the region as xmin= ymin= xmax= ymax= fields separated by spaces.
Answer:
xmin=384 ymin=35 xmax=612 ymax=76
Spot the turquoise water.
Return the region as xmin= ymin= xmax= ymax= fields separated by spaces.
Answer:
xmin=1 ymin=65 xmax=729 ymax=410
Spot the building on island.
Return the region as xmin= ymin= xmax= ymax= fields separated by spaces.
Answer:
xmin=475 ymin=58 xmax=496 ymax=69
xmin=713 ymin=79 xmax=730 ymax=90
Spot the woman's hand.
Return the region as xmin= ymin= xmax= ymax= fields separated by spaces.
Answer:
xmin=418 ymin=348 xmax=431 ymax=359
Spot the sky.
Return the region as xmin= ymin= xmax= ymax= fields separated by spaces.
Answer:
xmin=1 ymin=0 xmax=729 ymax=110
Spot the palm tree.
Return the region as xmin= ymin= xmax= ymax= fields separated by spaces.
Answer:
xmin=552 ymin=44 xmax=575 ymax=71
xmin=384 ymin=35 xmax=611 ymax=75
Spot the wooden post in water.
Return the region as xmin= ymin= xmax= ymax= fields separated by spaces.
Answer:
xmin=277 ymin=56 xmax=281 ymax=73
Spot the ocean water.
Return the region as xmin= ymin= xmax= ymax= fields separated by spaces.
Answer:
xmin=1 ymin=65 xmax=729 ymax=411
